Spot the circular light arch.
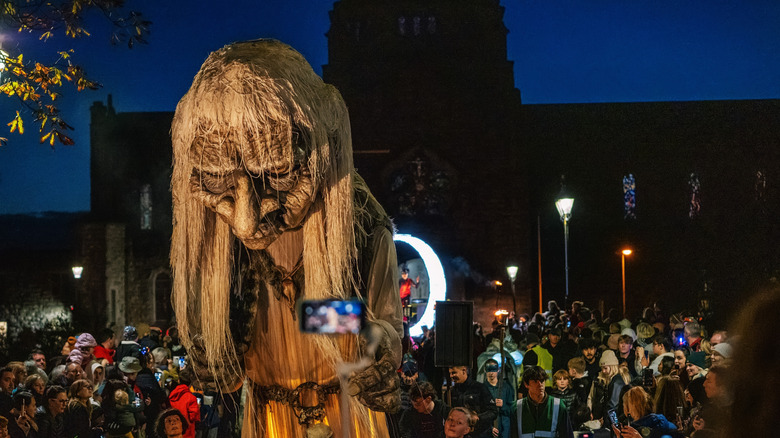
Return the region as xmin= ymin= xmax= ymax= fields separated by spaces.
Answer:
xmin=393 ymin=233 xmax=446 ymax=337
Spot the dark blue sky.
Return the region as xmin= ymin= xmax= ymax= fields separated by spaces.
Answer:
xmin=1 ymin=0 xmax=778 ymax=214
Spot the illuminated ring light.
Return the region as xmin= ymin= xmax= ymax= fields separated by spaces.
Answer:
xmin=393 ymin=234 xmax=446 ymax=337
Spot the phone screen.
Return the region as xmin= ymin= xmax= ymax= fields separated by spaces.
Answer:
xmin=178 ymin=356 xmax=186 ymax=370
xmin=299 ymin=299 xmax=366 ymax=335
xmin=607 ymin=409 xmax=619 ymax=428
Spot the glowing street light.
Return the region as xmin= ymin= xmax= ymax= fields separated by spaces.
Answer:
xmin=506 ymin=265 xmax=518 ymax=316
xmin=555 ymin=184 xmax=574 ymax=307
xmin=71 ymin=266 xmax=83 ymax=279
xmin=621 ymin=249 xmax=632 ymax=316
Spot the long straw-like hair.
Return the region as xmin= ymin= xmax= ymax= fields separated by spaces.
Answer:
xmin=170 ymin=39 xmax=358 ymax=382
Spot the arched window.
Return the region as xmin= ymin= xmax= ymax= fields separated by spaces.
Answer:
xmin=154 ymin=272 xmax=173 ymax=323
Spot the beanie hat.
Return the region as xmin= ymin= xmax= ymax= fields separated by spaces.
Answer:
xmin=687 ymin=351 xmax=707 ymax=369
xmin=76 ymin=333 xmax=97 ymax=349
xmin=712 ymin=342 xmax=732 ymax=359
xmin=123 ymin=326 xmax=138 ymax=341
xmin=617 ymin=318 xmax=632 ymax=330
xmin=636 ymin=323 xmax=655 ymax=340
xmin=599 ymin=350 xmax=619 ymax=367
xmin=526 ymin=333 xmax=540 ymax=346
xmin=621 ymin=328 xmax=637 ymax=343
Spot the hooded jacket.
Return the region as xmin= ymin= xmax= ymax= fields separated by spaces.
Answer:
xmin=169 ymin=384 xmax=200 ymax=438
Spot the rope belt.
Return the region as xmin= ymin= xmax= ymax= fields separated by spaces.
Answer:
xmin=255 ymin=381 xmax=341 ymax=425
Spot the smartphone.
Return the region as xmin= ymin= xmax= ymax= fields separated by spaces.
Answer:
xmin=642 ymin=368 xmax=654 ymax=387
xmin=154 ymin=371 xmax=162 ymax=382
xmin=299 ymin=299 xmax=366 ymax=335
xmin=607 ymin=408 xmax=619 ymax=428
xmin=178 ymin=356 xmax=186 ymax=370
xmin=644 ymin=349 xmax=650 ymax=360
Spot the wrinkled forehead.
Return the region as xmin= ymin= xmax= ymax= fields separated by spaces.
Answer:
xmin=190 ymin=121 xmax=300 ymax=175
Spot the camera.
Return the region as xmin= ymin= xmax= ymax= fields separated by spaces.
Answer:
xmin=299 ymin=299 xmax=365 ymax=335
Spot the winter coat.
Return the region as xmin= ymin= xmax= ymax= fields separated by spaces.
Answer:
xmin=169 ymin=384 xmax=200 ymax=438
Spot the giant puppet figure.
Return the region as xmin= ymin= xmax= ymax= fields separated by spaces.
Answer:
xmin=170 ymin=40 xmax=403 ymax=437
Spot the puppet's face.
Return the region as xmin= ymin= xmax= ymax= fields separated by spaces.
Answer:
xmin=164 ymin=415 xmax=183 ymax=436
xmin=189 ymin=126 xmax=315 ymax=249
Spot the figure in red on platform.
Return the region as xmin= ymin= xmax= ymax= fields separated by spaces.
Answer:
xmin=399 ymin=268 xmax=420 ymax=307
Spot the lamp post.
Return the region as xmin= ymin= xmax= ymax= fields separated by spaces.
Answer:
xmin=621 ymin=249 xmax=632 ymax=317
xmin=555 ymin=190 xmax=574 ymax=308
xmin=506 ymin=265 xmax=518 ymax=317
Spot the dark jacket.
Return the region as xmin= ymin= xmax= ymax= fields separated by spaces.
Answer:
xmin=63 ymin=401 xmax=91 ymax=438
xmin=115 ymin=341 xmax=142 ymax=363
xmin=35 ymin=407 xmax=64 ymax=438
xmin=398 ymin=400 xmax=449 ymax=438
xmin=451 ymin=378 xmax=497 ymax=438
xmin=630 ymin=413 xmax=682 ymax=438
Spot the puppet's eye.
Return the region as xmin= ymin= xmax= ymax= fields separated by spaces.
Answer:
xmin=193 ymin=170 xmax=234 ymax=194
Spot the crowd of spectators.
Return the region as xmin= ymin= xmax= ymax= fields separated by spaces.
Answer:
xmin=0 ymin=324 xmax=238 ymax=438
xmin=396 ymin=286 xmax=779 ymax=438
xmin=1 ymin=286 xmax=778 ymax=438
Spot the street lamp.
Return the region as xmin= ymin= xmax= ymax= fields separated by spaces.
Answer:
xmin=621 ymin=249 xmax=632 ymax=317
xmin=506 ymin=265 xmax=518 ymax=317
xmin=71 ymin=266 xmax=84 ymax=279
xmin=555 ymin=188 xmax=574 ymax=308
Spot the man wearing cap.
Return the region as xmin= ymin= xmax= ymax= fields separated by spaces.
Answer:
xmin=399 ymin=360 xmax=425 ymax=412
xmin=482 ymin=359 xmax=515 ymax=438
xmin=514 ymin=366 xmax=574 ymax=438
xmin=118 ymin=356 xmax=148 ymax=432
xmin=542 ymin=327 xmax=575 ymax=376
xmin=710 ymin=342 xmax=731 ymax=365
xmin=449 ymin=366 xmax=497 ymax=438
xmin=521 ymin=334 xmax=554 ymax=388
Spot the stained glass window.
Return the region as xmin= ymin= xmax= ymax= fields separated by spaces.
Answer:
xmin=688 ymin=173 xmax=701 ymax=219
xmin=623 ymin=173 xmax=636 ymax=220
xmin=755 ymin=170 xmax=766 ymax=201
xmin=140 ymin=184 xmax=152 ymax=230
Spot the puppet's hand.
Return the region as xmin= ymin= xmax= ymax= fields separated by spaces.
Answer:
xmin=347 ymin=322 xmax=401 ymax=413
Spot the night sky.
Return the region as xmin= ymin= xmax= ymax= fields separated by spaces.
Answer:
xmin=0 ymin=0 xmax=778 ymax=214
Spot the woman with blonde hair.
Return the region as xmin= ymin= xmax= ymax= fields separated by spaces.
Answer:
xmin=443 ymin=407 xmax=477 ymax=438
xmin=63 ymin=380 xmax=92 ymax=438
xmin=589 ymin=350 xmax=631 ymax=427
xmin=613 ymin=386 xmax=678 ymax=438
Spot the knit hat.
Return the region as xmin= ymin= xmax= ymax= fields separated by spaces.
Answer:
xmin=687 ymin=351 xmax=707 ymax=369
xmin=526 ymin=333 xmax=541 ymax=346
xmin=621 ymin=328 xmax=637 ymax=343
xmin=617 ymin=318 xmax=632 ymax=330
xmin=599 ymin=350 xmax=619 ymax=367
xmin=118 ymin=356 xmax=143 ymax=373
xmin=636 ymin=323 xmax=655 ymax=340
xmin=123 ymin=326 xmax=138 ymax=341
xmin=76 ymin=333 xmax=97 ymax=349
xmin=712 ymin=343 xmax=733 ymax=359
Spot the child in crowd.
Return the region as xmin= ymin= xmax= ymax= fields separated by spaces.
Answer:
xmin=106 ymin=389 xmax=136 ymax=438
xmin=548 ymin=369 xmax=576 ymax=407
